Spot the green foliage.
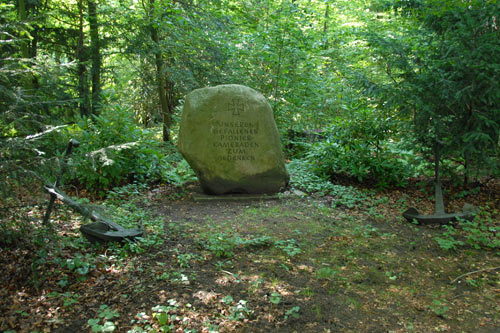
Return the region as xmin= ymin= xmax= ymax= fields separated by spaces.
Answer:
xmin=0 ymin=125 xmax=69 ymax=209
xmin=460 ymin=220 xmax=500 ymax=250
xmin=164 ymin=159 xmax=197 ymax=186
xmin=68 ymin=105 xmax=159 ymax=191
xmin=175 ymin=252 xmax=200 ymax=269
xmin=287 ymin=158 xmax=376 ymax=208
xmin=100 ymin=198 xmax=166 ymax=257
xmin=274 ymin=239 xmax=302 ymax=258
xmin=3 ymin=0 xmax=499 ymax=201
xmin=315 ymin=266 xmax=339 ymax=280
xmin=66 ymin=104 xmax=194 ymax=194
xmin=435 ymin=225 xmax=465 ymax=251
xmin=199 ymin=232 xmax=306 ymax=262
xmin=0 ymin=30 xmax=74 ymax=137
xmin=117 ymin=0 xmax=231 ymax=129
xmin=0 ymin=206 xmax=41 ymax=246
xmin=198 ymin=233 xmax=238 ymax=258
xmin=269 ymin=292 xmax=281 ymax=305
xmin=151 ymin=300 xmax=179 ymax=331
xmin=98 ymin=304 xmax=121 ymax=320
xmin=286 ymin=159 xmax=336 ymax=195
xmin=88 ymin=305 xmax=120 ymax=332
xmin=63 ymin=253 xmax=95 ymax=279
xmin=226 ymin=0 xmax=324 ymax=128
xmin=228 ymin=300 xmax=252 ymax=321
xmin=284 ymin=306 xmax=301 ymax=320
xmin=329 ymin=186 xmax=373 ymax=209
xmin=306 ymin=109 xmax=414 ymax=189
xmin=367 ymin=0 xmax=500 ymax=180
xmin=435 ymin=211 xmax=500 ymax=251
xmin=47 ymin=291 xmax=80 ymax=309
xmin=129 ymin=300 xmax=189 ymax=332
xmin=222 ymin=295 xmax=234 ymax=305
xmin=198 ymin=232 xmax=272 ymax=259
xmin=17 ymin=190 xmax=167 ymax=288
xmin=429 ymin=299 xmax=449 ymax=319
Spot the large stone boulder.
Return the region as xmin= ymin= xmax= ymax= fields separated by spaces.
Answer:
xmin=178 ymin=84 xmax=289 ymax=195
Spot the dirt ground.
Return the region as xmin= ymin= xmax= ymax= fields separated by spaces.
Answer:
xmin=1 ymin=181 xmax=499 ymax=332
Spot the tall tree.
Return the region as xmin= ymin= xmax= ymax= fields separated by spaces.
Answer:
xmin=77 ymin=0 xmax=90 ymax=117
xmin=323 ymin=1 xmax=329 ymax=50
xmin=366 ymin=0 xmax=500 ymax=181
xmin=149 ymin=0 xmax=173 ymax=142
xmin=17 ymin=0 xmax=32 ymax=91
xmin=88 ymin=0 xmax=101 ymax=115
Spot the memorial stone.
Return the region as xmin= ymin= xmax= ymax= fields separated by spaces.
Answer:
xmin=178 ymin=84 xmax=289 ymax=195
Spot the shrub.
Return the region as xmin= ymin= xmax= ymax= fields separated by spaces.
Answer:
xmin=64 ymin=104 xmax=194 ymax=195
xmin=286 ymin=158 xmax=335 ymax=195
xmin=286 ymin=158 xmax=373 ymax=207
xmin=305 ymin=109 xmax=415 ymax=189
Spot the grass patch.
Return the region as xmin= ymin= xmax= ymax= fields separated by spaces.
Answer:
xmin=1 ymin=185 xmax=499 ymax=332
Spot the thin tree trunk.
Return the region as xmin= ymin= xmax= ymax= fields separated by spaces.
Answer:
xmin=149 ymin=0 xmax=171 ymax=142
xmin=165 ymin=79 xmax=175 ymax=128
xmin=273 ymin=1 xmax=286 ymax=106
xmin=273 ymin=38 xmax=283 ymax=105
xmin=265 ymin=0 xmax=270 ymax=32
xmin=18 ymin=0 xmax=33 ymax=91
xmin=17 ymin=0 xmax=28 ymax=59
xmin=464 ymin=151 xmax=470 ymax=187
xmin=29 ymin=27 xmax=40 ymax=89
xmin=27 ymin=1 xmax=40 ymax=89
xmin=323 ymin=2 xmax=329 ymax=49
xmin=77 ymin=0 xmax=90 ymax=117
xmin=88 ymin=0 xmax=101 ymax=115
xmin=463 ymin=102 xmax=474 ymax=187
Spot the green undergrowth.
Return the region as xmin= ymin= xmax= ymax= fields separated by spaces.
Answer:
xmin=174 ymin=197 xmax=499 ymax=332
xmin=3 ymin=182 xmax=499 ymax=332
xmin=287 ymin=158 xmax=375 ymax=208
xmin=61 ymin=105 xmax=196 ymax=196
xmin=196 ymin=232 xmax=302 ymax=260
xmin=15 ymin=185 xmax=167 ymax=289
xmin=435 ymin=208 xmax=500 ymax=253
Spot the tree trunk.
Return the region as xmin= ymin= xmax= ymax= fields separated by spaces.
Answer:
xmin=17 ymin=0 xmax=33 ymax=91
xmin=29 ymin=27 xmax=40 ymax=89
xmin=27 ymin=1 xmax=40 ymax=89
xmin=88 ymin=0 xmax=101 ymax=115
xmin=463 ymin=102 xmax=474 ymax=187
xmin=165 ymin=79 xmax=175 ymax=131
xmin=323 ymin=2 xmax=329 ymax=50
xmin=150 ymin=0 xmax=172 ymax=142
xmin=273 ymin=1 xmax=286 ymax=105
xmin=17 ymin=0 xmax=28 ymax=59
xmin=77 ymin=0 xmax=90 ymax=117
xmin=464 ymin=151 xmax=470 ymax=188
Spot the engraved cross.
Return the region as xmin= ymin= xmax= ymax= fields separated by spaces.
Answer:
xmin=228 ymin=98 xmax=244 ymax=116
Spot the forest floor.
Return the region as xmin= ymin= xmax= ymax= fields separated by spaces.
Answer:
xmin=1 ymin=179 xmax=499 ymax=332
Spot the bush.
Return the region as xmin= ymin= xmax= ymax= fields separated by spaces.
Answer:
xmin=305 ymin=109 xmax=414 ymax=189
xmin=435 ymin=209 xmax=500 ymax=252
xmin=286 ymin=159 xmax=334 ymax=195
xmin=65 ymin=105 xmax=195 ymax=195
xmin=286 ymin=158 xmax=373 ymax=207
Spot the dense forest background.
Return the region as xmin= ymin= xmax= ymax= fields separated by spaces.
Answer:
xmin=1 ymin=0 xmax=500 ymax=331
xmin=2 ymin=0 xmax=499 ymax=197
